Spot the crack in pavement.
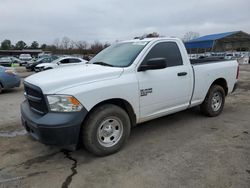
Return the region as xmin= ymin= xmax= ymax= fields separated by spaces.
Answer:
xmin=61 ymin=149 xmax=78 ymax=188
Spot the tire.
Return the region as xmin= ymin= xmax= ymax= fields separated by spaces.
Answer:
xmin=200 ymin=84 xmax=225 ymax=117
xmin=82 ymin=104 xmax=131 ymax=156
xmin=0 ymin=83 xmax=3 ymax=94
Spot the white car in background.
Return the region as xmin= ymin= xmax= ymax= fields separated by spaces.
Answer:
xmin=0 ymin=57 xmax=13 ymax=66
xmin=238 ymin=54 xmax=249 ymax=64
xmin=224 ymin=53 xmax=239 ymax=60
xmin=19 ymin=54 xmax=32 ymax=66
xmin=34 ymin=56 xmax=87 ymax=72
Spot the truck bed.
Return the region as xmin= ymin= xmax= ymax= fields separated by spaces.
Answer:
xmin=190 ymin=59 xmax=238 ymax=108
xmin=190 ymin=57 xmax=229 ymax=65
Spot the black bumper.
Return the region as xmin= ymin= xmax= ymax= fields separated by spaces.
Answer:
xmin=21 ymin=100 xmax=88 ymax=147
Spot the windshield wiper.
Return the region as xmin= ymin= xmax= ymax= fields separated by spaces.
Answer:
xmin=92 ymin=61 xmax=114 ymax=67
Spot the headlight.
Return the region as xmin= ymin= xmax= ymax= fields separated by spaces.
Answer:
xmin=47 ymin=95 xmax=83 ymax=112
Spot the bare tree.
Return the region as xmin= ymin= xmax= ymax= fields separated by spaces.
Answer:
xmin=75 ymin=41 xmax=88 ymax=51
xmin=61 ymin=37 xmax=70 ymax=49
xmin=54 ymin=38 xmax=60 ymax=49
xmin=103 ymin=42 xmax=110 ymax=48
xmin=183 ymin=31 xmax=200 ymax=42
xmin=90 ymin=41 xmax=104 ymax=54
xmin=69 ymin=40 xmax=76 ymax=49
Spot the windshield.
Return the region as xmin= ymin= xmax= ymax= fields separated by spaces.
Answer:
xmin=88 ymin=41 xmax=149 ymax=67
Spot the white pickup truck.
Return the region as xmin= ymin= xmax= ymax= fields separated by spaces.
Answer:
xmin=21 ymin=37 xmax=238 ymax=156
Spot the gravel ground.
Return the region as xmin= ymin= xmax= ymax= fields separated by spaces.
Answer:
xmin=0 ymin=65 xmax=249 ymax=188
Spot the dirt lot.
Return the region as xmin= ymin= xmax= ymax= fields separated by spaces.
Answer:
xmin=0 ymin=65 xmax=250 ymax=188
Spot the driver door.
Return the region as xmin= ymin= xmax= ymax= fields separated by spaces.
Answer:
xmin=136 ymin=41 xmax=192 ymax=121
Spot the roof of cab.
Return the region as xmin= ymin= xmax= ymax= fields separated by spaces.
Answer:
xmin=122 ymin=37 xmax=179 ymax=43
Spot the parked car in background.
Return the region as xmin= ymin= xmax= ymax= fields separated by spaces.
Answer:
xmin=224 ymin=53 xmax=237 ymax=60
xmin=26 ymin=56 xmax=59 ymax=71
xmin=19 ymin=54 xmax=32 ymax=66
xmin=34 ymin=56 xmax=87 ymax=72
xmin=0 ymin=66 xmax=20 ymax=93
xmin=10 ymin=56 xmax=21 ymax=64
xmin=38 ymin=53 xmax=51 ymax=59
xmin=0 ymin=57 xmax=13 ymax=66
xmin=238 ymin=54 xmax=249 ymax=64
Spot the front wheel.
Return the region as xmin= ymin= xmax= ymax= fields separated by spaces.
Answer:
xmin=82 ymin=104 xmax=131 ymax=156
xmin=200 ymin=84 xmax=225 ymax=117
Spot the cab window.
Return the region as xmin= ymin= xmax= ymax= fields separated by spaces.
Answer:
xmin=143 ymin=42 xmax=183 ymax=67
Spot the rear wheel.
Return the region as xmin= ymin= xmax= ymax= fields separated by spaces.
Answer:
xmin=82 ymin=104 xmax=131 ymax=156
xmin=200 ymin=84 xmax=225 ymax=117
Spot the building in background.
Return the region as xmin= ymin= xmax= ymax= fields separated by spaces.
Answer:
xmin=185 ymin=31 xmax=250 ymax=54
xmin=0 ymin=49 xmax=50 ymax=58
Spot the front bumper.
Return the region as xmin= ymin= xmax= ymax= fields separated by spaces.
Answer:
xmin=21 ymin=100 xmax=88 ymax=147
xmin=34 ymin=67 xmax=42 ymax=72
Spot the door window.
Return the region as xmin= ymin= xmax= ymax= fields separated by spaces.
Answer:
xmin=143 ymin=42 xmax=183 ymax=67
xmin=69 ymin=58 xmax=81 ymax=63
xmin=60 ymin=59 xmax=70 ymax=64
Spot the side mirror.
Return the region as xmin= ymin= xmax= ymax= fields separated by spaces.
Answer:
xmin=138 ymin=58 xmax=167 ymax=72
xmin=57 ymin=62 xmax=60 ymax=65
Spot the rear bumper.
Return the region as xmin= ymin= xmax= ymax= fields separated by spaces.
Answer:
xmin=21 ymin=100 xmax=88 ymax=147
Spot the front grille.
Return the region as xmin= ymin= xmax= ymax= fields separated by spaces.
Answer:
xmin=24 ymin=82 xmax=48 ymax=114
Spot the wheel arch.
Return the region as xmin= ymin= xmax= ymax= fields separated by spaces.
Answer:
xmin=85 ymin=98 xmax=137 ymax=127
xmin=210 ymin=78 xmax=228 ymax=96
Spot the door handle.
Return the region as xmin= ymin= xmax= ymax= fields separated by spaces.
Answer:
xmin=177 ymin=72 xmax=187 ymax=76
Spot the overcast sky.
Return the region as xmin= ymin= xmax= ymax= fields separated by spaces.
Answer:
xmin=0 ymin=0 xmax=249 ymax=45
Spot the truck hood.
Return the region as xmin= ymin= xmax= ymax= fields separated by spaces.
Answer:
xmin=25 ymin=64 xmax=124 ymax=94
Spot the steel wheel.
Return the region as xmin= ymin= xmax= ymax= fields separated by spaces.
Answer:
xmin=97 ymin=117 xmax=124 ymax=147
xmin=211 ymin=91 xmax=222 ymax=112
xmin=83 ymin=104 xmax=131 ymax=156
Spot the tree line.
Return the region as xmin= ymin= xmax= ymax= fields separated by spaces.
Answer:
xmin=0 ymin=37 xmax=110 ymax=55
xmin=0 ymin=32 xmax=199 ymax=55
